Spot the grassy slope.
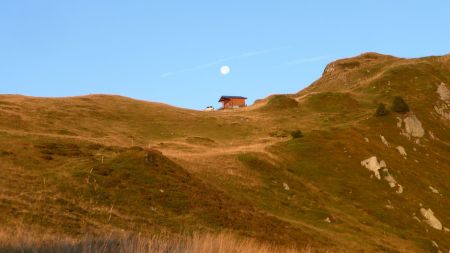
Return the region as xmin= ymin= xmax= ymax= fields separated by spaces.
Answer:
xmin=1 ymin=52 xmax=450 ymax=252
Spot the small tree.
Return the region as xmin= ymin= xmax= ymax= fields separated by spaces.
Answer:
xmin=291 ymin=130 xmax=303 ymax=139
xmin=391 ymin=96 xmax=410 ymax=113
xmin=375 ymin=103 xmax=389 ymax=116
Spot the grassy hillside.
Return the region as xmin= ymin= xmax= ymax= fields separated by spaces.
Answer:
xmin=1 ymin=52 xmax=450 ymax=252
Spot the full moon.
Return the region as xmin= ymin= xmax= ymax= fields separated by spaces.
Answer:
xmin=220 ymin=65 xmax=230 ymax=75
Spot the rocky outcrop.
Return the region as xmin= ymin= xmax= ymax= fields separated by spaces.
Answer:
xmin=434 ymin=83 xmax=450 ymax=121
xmin=396 ymin=146 xmax=407 ymax=158
xmin=380 ymin=135 xmax=390 ymax=147
xmin=420 ymin=208 xmax=443 ymax=230
xmin=398 ymin=114 xmax=424 ymax=139
xmin=361 ymin=156 xmax=385 ymax=179
xmin=435 ymin=104 xmax=450 ymax=121
xmin=404 ymin=114 xmax=425 ymax=138
xmin=429 ymin=186 xmax=440 ymax=194
xmin=437 ymin=83 xmax=450 ymax=101
xmin=361 ymin=156 xmax=403 ymax=194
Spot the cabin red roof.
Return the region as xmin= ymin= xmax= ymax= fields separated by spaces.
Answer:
xmin=218 ymin=96 xmax=247 ymax=102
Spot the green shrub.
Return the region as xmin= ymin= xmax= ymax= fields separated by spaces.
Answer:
xmin=375 ymin=103 xmax=389 ymax=116
xmin=290 ymin=130 xmax=304 ymax=139
xmin=391 ymin=96 xmax=410 ymax=113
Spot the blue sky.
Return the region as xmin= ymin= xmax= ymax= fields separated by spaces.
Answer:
xmin=1 ymin=1 xmax=450 ymax=109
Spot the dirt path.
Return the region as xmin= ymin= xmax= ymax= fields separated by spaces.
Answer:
xmin=159 ymin=138 xmax=286 ymax=161
xmin=153 ymin=137 xmax=288 ymax=175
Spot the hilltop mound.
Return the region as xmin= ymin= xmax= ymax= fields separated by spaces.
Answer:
xmin=302 ymin=52 xmax=450 ymax=96
xmin=259 ymin=95 xmax=299 ymax=111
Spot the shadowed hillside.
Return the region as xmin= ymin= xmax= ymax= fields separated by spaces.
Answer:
xmin=1 ymin=53 xmax=450 ymax=252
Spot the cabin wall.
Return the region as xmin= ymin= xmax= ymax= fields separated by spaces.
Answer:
xmin=222 ymin=98 xmax=246 ymax=108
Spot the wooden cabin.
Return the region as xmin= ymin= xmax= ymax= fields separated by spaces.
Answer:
xmin=218 ymin=96 xmax=247 ymax=109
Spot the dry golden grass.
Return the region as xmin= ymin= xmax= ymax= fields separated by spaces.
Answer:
xmin=0 ymin=228 xmax=338 ymax=253
xmin=1 ymin=53 xmax=450 ymax=252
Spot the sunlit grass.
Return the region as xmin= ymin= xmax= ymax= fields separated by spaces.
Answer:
xmin=0 ymin=229 xmax=339 ymax=253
